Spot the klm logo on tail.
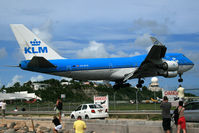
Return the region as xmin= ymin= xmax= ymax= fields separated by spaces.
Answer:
xmin=24 ymin=39 xmax=48 ymax=54
xmin=30 ymin=39 xmax=41 ymax=46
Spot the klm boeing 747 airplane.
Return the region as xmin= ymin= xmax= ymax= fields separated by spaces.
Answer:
xmin=10 ymin=24 xmax=194 ymax=89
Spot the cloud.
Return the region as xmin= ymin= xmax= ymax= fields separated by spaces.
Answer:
xmin=75 ymin=39 xmax=143 ymax=58
xmin=32 ymin=20 xmax=52 ymax=43
xmin=129 ymin=52 xmax=141 ymax=57
xmin=133 ymin=34 xmax=151 ymax=47
xmin=30 ymin=75 xmax=44 ymax=82
xmin=12 ymin=48 xmax=25 ymax=61
xmin=132 ymin=18 xmax=170 ymax=35
xmin=6 ymin=75 xmax=23 ymax=87
xmin=60 ymin=77 xmax=72 ymax=81
xmin=132 ymin=34 xmax=153 ymax=52
xmin=110 ymin=51 xmax=129 ymax=57
xmin=110 ymin=51 xmax=141 ymax=57
xmin=76 ymin=41 xmax=110 ymax=58
xmin=0 ymin=48 xmax=7 ymax=58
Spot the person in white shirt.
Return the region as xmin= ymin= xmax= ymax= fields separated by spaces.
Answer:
xmin=0 ymin=101 xmax=2 ymax=108
xmin=1 ymin=101 xmax=6 ymax=117
xmin=177 ymin=85 xmax=185 ymax=101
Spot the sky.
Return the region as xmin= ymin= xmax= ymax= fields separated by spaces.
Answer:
xmin=0 ymin=0 xmax=199 ymax=95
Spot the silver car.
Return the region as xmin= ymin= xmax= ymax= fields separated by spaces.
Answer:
xmin=184 ymin=101 xmax=199 ymax=122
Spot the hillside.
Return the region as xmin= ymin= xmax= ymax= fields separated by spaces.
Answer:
xmin=0 ymin=79 xmax=196 ymax=102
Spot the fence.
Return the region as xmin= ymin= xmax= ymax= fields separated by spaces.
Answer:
xmin=6 ymin=101 xmax=161 ymax=112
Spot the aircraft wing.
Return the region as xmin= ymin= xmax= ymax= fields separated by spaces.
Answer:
xmin=27 ymin=56 xmax=56 ymax=68
xmin=124 ymin=37 xmax=167 ymax=81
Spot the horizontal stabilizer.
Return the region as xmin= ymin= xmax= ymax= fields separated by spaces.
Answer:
xmin=27 ymin=56 xmax=56 ymax=68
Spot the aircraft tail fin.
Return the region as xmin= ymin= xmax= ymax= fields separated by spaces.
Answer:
xmin=10 ymin=24 xmax=64 ymax=60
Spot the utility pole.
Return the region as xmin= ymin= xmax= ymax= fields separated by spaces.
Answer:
xmin=114 ymin=91 xmax=116 ymax=110
xmin=136 ymin=87 xmax=139 ymax=110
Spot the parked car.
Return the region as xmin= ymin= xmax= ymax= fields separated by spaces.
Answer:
xmin=184 ymin=101 xmax=199 ymax=122
xmin=70 ymin=104 xmax=109 ymax=119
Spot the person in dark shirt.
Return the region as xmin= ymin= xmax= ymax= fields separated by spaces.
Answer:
xmin=160 ymin=96 xmax=171 ymax=133
xmin=56 ymin=97 xmax=63 ymax=121
xmin=52 ymin=116 xmax=62 ymax=133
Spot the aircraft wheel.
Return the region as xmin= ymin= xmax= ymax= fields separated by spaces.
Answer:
xmin=136 ymin=84 xmax=142 ymax=88
xmin=139 ymin=80 xmax=144 ymax=84
xmin=178 ymin=79 xmax=183 ymax=82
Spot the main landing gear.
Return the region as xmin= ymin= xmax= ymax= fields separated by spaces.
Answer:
xmin=113 ymin=81 xmax=131 ymax=90
xmin=178 ymin=74 xmax=183 ymax=82
xmin=136 ymin=78 xmax=144 ymax=88
xmin=113 ymin=78 xmax=144 ymax=90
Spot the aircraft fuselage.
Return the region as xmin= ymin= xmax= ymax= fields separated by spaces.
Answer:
xmin=20 ymin=53 xmax=194 ymax=81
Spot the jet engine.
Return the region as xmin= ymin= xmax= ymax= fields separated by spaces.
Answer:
xmin=163 ymin=71 xmax=178 ymax=78
xmin=162 ymin=61 xmax=179 ymax=71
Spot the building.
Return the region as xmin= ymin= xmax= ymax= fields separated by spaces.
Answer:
xmin=148 ymin=77 xmax=162 ymax=92
xmin=31 ymin=83 xmax=50 ymax=90
xmin=0 ymin=91 xmax=42 ymax=101
xmin=61 ymin=81 xmax=71 ymax=86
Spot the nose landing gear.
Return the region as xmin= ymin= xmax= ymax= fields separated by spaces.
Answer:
xmin=178 ymin=74 xmax=183 ymax=82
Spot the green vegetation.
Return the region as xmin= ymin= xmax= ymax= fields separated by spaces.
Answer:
xmin=1 ymin=79 xmax=164 ymax=102
xmin=1 ymin=78 xmax=196 ymax=105
xmin=2 ymin=79 xmax=197 ymax=120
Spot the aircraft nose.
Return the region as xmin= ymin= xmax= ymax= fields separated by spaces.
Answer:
xmin=187 ymin=59 xmax=194 ymax=70
xmin=190 ymin=62 xmax=194 ymax=69
xmin=189 ymin=59 xmax=194 ymax=66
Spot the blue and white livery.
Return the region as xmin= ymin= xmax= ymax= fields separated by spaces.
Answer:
xmin=10 ymin=24 xmax=194 ymax=88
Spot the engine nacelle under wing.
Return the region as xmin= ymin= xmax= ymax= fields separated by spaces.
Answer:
xmin=163 ymin=71 xmax=178 ymax=78
xmin=162 ymin=61 xmax=179 ymax=71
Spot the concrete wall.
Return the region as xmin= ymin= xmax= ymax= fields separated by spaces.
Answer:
xmin=3 ymin=116 xmax=198 ymax=133
xmin=64 ymin=119 xmax=199 ymax=133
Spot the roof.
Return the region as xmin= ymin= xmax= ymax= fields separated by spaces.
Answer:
xmin=0 ymin=92 xmax=42 ymax=101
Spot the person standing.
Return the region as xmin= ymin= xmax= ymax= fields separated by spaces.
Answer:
xmin=0 ymin=101 xmax=2 ymax=115
xmin=177 ymin=85 xmax=185 ymax=101
xmin=52 ymin=116 xmax=62 ymax=133
xmin=160 ymin=96 xmax=171 ymax=133
xmin=0 ymin=101 xmax=2 ymax=109
xmin=56 ymin=97 xmax=63 ymax=121
xmin=1 ymin=100 xmax=6 ymax=117
xmin=73 ymin=116 xmax=87 ymax=133
xmin=177 ymin=101 xmax=186 ymax=133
